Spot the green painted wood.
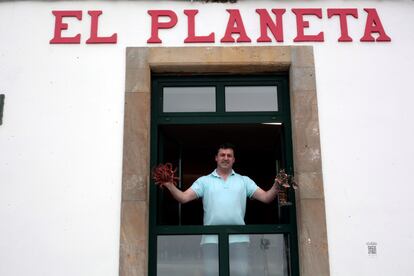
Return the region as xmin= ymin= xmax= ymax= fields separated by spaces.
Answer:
xmin=149 ymin=74 xmax=299 ymax=276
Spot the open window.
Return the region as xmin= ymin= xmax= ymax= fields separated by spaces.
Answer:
xmin=150 ymin=75 xmax=299 ymax=276
xmin=158 ymin=123 xmax=292 ymax=226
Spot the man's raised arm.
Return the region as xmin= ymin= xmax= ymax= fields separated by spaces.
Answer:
xmin=162 ymin=182 xmax=198 ymax=204
xmin=252 ymin=182 xmax=279 ymax=204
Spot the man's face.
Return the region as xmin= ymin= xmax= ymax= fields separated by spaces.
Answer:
xmin=215 ymin=148 xmax=235 ymax=170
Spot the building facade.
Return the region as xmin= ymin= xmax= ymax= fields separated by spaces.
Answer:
xmin=1 ymin=1 xmax=413 ymax=276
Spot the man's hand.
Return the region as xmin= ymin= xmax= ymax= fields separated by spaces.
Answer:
xmin=273 ymin=178 xmax=283 ymax=194
xmin=252 ymin=183 xmax=279 ymax=204
xmin=161 ymin=181 xmax=175 ymax=189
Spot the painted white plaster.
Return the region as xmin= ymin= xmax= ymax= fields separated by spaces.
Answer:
xmin=0 ymin=1 xmax=413 ymax=275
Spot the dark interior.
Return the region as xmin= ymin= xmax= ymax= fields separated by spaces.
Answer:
xmin=157 ymin=123 xmax=290 ymax=225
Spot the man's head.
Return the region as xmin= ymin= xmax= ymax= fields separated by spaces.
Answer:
xmin=215 ymin=143 xmax=236 ymax=172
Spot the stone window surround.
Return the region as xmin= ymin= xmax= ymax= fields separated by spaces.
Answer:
xmin=120 ymin=46 xmax=330 ymax=276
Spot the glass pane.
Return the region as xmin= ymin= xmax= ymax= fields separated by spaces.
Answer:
xmin=163 ymin=87 xmax=216 ymax=112
xmin=225 ymin=86 xmax=278 ymax=112
xmin=157 ymin=235 xmax=219 ymax=276
xmin=229 ymin=234 xmax=290 ymax=276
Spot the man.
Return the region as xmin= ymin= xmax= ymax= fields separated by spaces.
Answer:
xmin=161 ymin=143 xmax=279 ymax=276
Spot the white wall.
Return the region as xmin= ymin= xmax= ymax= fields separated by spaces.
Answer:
xmin=0 ymin=1 xmax=413 ymax=275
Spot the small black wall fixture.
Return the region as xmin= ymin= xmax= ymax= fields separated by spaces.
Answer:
xmin=0 ymin=94 xmax=4 ymax=125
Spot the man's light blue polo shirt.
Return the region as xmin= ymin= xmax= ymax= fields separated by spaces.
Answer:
xmin=190 ymin=169 xmax=258 ymax=244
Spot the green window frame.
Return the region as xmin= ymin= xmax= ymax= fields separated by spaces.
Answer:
xmin=149 ymin=75 xmax=299 ymax=276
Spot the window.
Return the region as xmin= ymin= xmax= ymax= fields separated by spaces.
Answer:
xmin=163 ymin=87 xmax=216 ymax=112
xmin=225 ymin=86 xmax=279 ymax=112
xmin=150 ymin=75 xmax=299 ymax=276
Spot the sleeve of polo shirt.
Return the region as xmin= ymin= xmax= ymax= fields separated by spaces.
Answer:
xmin=190 ymin=177 xmax=204 ymax=198
xmin=243 ymin=176 xmax=259 ymax=198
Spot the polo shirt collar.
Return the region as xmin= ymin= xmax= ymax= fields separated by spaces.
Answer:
xmin=212 ymin=169 xmax=236 ymax=178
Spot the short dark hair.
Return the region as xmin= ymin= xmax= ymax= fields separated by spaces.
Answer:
xmin=217 ymin=142 xmax=236 ymax=155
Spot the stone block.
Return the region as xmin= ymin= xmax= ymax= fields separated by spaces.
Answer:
xmin=290 ymin=66 xmax=317 ymax=92
xmin=125 ymin=67 xmax=150 ymax=93
xmin=126 ymin=48 xmax=149 ymax=69
xmin=292 ymin=46 xmax=315 ymax=67
xmin=122 ymin=92 xmax=150 ymax=201
xmin=290 ymin=89 xmax=318 ymax=122
xmin=295 ymin=199 xmax=330 ymax=276
xmin=119 ymin=201 xmax=148 ymax=276
xmin=148 ymin=46 xmax=291 ymax=70
xmin=119 ymin=243 xmax=147 ymax=276
xmin=294 ymin=172 xmax=324 ymax=199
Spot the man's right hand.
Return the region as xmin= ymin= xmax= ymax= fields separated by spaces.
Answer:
xmin=161 ymin=181 xmax=174 ymax=189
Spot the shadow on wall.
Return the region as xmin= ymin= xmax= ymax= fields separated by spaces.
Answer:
xmin=0 ymin=94 xmax=4 ymax=125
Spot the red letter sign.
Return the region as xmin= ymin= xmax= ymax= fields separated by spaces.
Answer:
xmin=86 ymin=11 xmax=117 ymax=44
xmin=327 ymin=8 xmax=358 ymax=42
xmin=50 ymin=10 xmax=82 ymax=44
xmin=292 ymin=8 xmax=324 ymax=42
xmin=221 ymin=9 xmax=251 ymax=43
xmin=361 ymin=8 xmax=391 ymax=42
xmin=147 ymin=10 xmax=178 ymax=43
xmin=184 ymin=10 xmax=215 ymax=43
xmin=256 ymin=9 xmax=286 ymax=43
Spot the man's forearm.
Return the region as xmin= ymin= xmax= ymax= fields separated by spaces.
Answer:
xmin=263 ymin=184 xmax=278 ymax=203
xmin=163 ymin=182 xmax=196 ymax=204
xmin=253 ymin=184 xmax=279 ymax=204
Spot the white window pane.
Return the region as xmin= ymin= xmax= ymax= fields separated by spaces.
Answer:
xmin=157 ymin=235 xmax=219 ymax=276
xmin=229 ymin=234 xmax=290 ymax=276
xmin=225 ymin=86 xmax=278 ymax=112
xmin=163 ymin=87 xmax=216 ymax=112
